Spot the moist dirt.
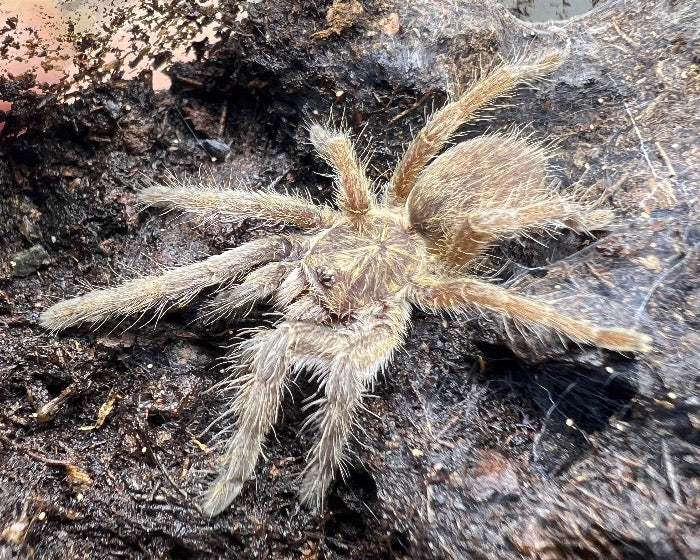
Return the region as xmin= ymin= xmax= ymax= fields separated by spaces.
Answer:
xmin=1 ymin=1 xmax=698 ymax=558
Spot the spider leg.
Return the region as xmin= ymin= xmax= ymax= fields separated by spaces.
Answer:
xmin=405 ymin=133 xmax=613 ymax=265
xmin=40 ymin=236 xmax=296 ymax=331
xmin=139 ymin=176 xmax=339 ymax=229
xmin=203 ymin=302 xmax=409 ymax=515
xmin=202 ymin=326 xmax=292 ymax=516
xmin=309 ymin=125 xmax=374 ymax=216
xmin=295 ymin=301 xmax=411 ymax=509
xmin=201 ymin=318 xmax=340 ymax=516
xmin=410 ymin=278 xmax=651 ymax=353
xmin=203 ymin=261 xmax=296 ymax=322
xmin=446 ymin=195 xmax=611 ymax=260
xmin=388 ymin=50 xmax=565 ymax=204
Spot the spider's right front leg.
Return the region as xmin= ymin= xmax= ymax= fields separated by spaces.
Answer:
xmin=202 ymin=318 xmax=343 ymax=516
xmin=40 ymin=236 xmax=295 ymax=331
xmin=203 ymin=301 xmax=410 ymax=515
xmin=202 ymin=326 xmax=292 ymax=516
xmin=202 ymin=318 xmax=342 ymax=516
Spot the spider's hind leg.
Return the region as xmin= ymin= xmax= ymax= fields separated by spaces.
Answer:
xmin=405 ymin=133 xmax=613 ymax=266
xmin=410 ymin=277 xmax=651 ymax=353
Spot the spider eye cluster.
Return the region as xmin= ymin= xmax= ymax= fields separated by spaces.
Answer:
xmin=315 ymin=266 xmax=336 ymax=287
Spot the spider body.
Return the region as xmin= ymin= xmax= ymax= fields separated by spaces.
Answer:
xmin=41 ymin=50 xmax=651 ymax=516
xmin=301 ymin=214 xmax=428 ymax=316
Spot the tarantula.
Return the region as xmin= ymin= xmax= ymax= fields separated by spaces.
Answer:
xmin=40 ymin=50 xmax=651 ymax=516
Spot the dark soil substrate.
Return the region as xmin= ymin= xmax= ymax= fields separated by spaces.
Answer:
xmin=1 ymin=1 xmax=698 ymax=558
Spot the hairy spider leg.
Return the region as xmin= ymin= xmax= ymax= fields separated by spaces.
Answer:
xmin=139 ymin=176 xmax=339 ymax=229
xmin=406 ymin=134 xmax=613 ymax=266
xmin=411 ymin=278 xmax=651 ymax=352
xmin=309 ymin=124 xmax=374 ymax=217
xmin=202 ymin=326 xmax=293 ymax=516
xmin=201 ymin=317 xmax=342 ymax=516
xmin=39 ymin=236 xmax=295 ymax=331
xmin=296 ymin=300 xmax=412 ymax=508
xmin=202 ymin=261 xmax=298 ymax=322
xmin=388 ymin=50 xmax=565 ymax=203
xmin=204 ymin=298 xmax=410 ymax=514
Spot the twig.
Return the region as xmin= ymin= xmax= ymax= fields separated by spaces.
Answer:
xmin=217 ymin=99 xmax=228 ymax=137
xmin=142 ymin=437 xmax=201 ymax=514
xmin=661 ymin=439 xmax=682 ymax=504
xmin=611 ymin=20 xmax=641 ymax=49
xmin=268 ymin=168 xmax=291 ymax=190
xmin=389 ymin=88 xmax=436 ymax=124
xmin=621 ymin=100 xmax=658 ymax=180
xmin=1 ymin=433 xmax=72 ymax=469
xmin=171 ymin=74 xmax=205 ymax=88
xmin=426 ymin=483 xmax=436 ymax=524
xmin=654 ymin=141 xmax=676 ymax=177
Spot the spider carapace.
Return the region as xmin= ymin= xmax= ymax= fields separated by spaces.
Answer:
xmin=302 ymin=215 xmax=427 ymax=315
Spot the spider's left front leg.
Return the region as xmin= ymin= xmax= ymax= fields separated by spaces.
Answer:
xmin=292 ymin=300 xmax=412 ymax=509
xmin=410 ymin=277 xmax=651 ymax=353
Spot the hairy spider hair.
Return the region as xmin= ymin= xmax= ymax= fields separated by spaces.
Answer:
xmin=41 ymin=49 xmax=651 ymax=516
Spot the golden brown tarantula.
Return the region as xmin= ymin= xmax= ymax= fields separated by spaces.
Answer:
xmin=40 ymin=50 xmax=651 ymax=516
